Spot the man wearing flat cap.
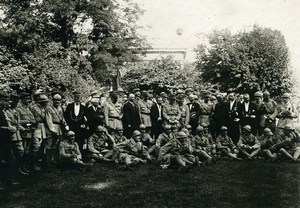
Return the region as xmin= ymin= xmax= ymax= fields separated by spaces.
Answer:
xmin=64 ymin=90 xmax=88 ymax=152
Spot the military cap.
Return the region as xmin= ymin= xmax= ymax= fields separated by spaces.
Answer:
xmin=196 ymin=126 xmax=204 ymax=132
xmin=185 ymin=124 xmax=192 ymax=129
xmin=185 ymin=87 xmax=193 ymax=93
xmin=200 ymin=123 xmax=208 ymax=128
xmin=132 ymin=88 xmax=140 ymax=93
xmin=177 ymin=94 xmax=185 ymax=101
xmin=132 ymin=130 xmax=141 ymax=137
xmin=37 ymin=95 xmax=49 ymax=103
xmin=284 ymin=124 xmax=293 ymax=130
xmin=254 ymin=91 xmax=263 ymax=97
xmin=141 ymin=90 xmax=149 ymax=96
xmin=116 ymin=126 xmax=123 ymax=131
xmin=139 ymin=124 xmax=146 ymax=129
xmin=282 ymin=93 xmax=290 ymax=98
xmin=263 ymin=128 xmax=273 ymax=136
xmin=96 ymin=125 xmax=106 ymax=132
xmin=164 ymin=125 xmax=171 ymax=130
xmin=67 ymin=131 xmax=75 ymax=137
xmin=53 ymin=94 xmax=62 ymax=101
xmin=242 ymin=125 xmax=251 ymax=132
xmin=73 ymin=90 xmax=81 ymax=96
xmin=181 ymin=128 xmax=189 ymax=135
xmin=0 ymin=91 xmax=10 ymax=100
xmin=10 ymin=94 xmax=20 ymax=101
xmin=160 ymin=92 xmax=168 ymax=98
xmin=20 ymin=92 xmax=31 ymax=99
xmin=210 ymin=95 xmax=216 ymax=101
xmin=176 ymin=89 xmax=184 ymax=95
xmin=263 ymin=91 xmax=270 ymax=96
xmin=177 ymin=131 xmax=187 ymax=139
xmin=220 ymin=126 xmax=228 ymax=131
xmin=34 ymin=89 xmax=44 ymax=95
xmin=117 ymin=87 xmax=125 ymax=93
xmin=90 ymin=90 xmax=99 ymax=97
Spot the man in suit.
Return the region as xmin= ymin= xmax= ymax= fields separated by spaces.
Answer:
xmin=187 ymin=94 xmax=200 ymax=135
xmin=227 ymin=93 xmax=240 ymax=144
xmin=122 ymin=93 xmax=141 ymax=139
xmin=237 ymin=93 xmax=256 ymax=135
xmin=150 ymin=96 xmax=164 ymax=140
xmin=86 ymin=97 xmax=105 ymax=136
xmin=64 ymin=90 xmax=87 ymax=152
xmin=212 ymin=94 xmax=229 ymax=138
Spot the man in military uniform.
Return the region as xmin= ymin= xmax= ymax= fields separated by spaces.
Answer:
xmin=30 ymin=94 xmax=49 ymax=169
xmin=5 ymin=94 xmax=27 ymax=175
xmin=113 ymin=126 xmax=127 ymax=144
xmin=262 ymin=91 xmax=278 ymax=132
xmin=138 ymin=91 xmax=152 ymax=134
xmin=215 ymin=126 xmax=240 ymax=160
xmin=45 ymin=94 xmax=69 ymax=166
xmin=253 ymin=91 xmax=265 ymax=136
xmin=277 ymin=124 xmax=300 ymax=162
xmin=87 ymin=125 xmax=115 ymax=162
xmin=104 ymin=92 xmax=123 ymax=136
xmin=193 ymin=126 xmax=214 ymax=165
xmin=115 ymin=130 xmax=147 ymax=170
xmin=276 ymin=93 xmax=297 ymax=135
xmin=237 ymin=125 xmax=261 ymax=159
xmin=17 ymin=92 xmax=37 ymax=173
xmin=162 ymin=95 xmax=181 ymax=127
xmin=177 ymin=94 xmax=190 ymax=128
xmin=199 ymin=91 xmax=214 ymax=128
xmin=259 ymin=128 xmax=278 ymax=160
xmin=155 ymin=125 xmax=175 ymax=152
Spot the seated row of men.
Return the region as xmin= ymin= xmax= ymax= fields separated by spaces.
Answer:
xmin=60 ymin=122 xmax=300 ymax=172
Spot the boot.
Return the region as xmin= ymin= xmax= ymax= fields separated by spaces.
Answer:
xmin=33 ymin=152 xmax=41 ymax=171
xmin=21 ymin=154 xmax=30 ymax=174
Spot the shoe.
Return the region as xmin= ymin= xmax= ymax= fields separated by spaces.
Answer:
xmin=18 ymin=168 xmax=29 ymax=176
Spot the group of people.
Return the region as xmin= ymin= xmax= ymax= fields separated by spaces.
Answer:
xmin=1 ymin=87 xmax=300 ymax=188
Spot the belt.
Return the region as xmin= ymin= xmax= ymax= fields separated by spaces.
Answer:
xmin=141 ymin=112 xmax=150 ymax=115
xmin=109 ymin=116 xmax=121 ymax=120
xmin=167 ymin=114 xmax=175 ymax=116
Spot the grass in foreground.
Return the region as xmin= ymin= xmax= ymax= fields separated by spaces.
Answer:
xmin=1 ymin=160 xmax=300 ymax=208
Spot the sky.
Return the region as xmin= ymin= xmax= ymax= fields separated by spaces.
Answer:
xmin=134 ymin=0 xmax=300 ymax=77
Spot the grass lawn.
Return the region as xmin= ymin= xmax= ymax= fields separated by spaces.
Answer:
xmin=1 ymin=160 xmax=300 ymax=208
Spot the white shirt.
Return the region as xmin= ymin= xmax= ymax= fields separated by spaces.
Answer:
xmin=157 ymin=103 xmax=162 ymax=119
xmin=74 ymin=103 xmax=80 ymax=116
xmin=244 ymin=102 xmax=249 ymax=112
xmin=229 ymin=101 xmax=235 ymax=111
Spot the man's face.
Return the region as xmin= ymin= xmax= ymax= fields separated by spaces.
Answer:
xmin=156 ymin=97 xmax=163 ymax=105
xmin=221 ymin=130 xmax=227 ymax=136
xmin=239 ymin=95 xmax=244 ymax=102
xmin=117 ymin=130 xmax=123 ymax=136
xmin=140 ymin=129 xmax=146 ymax=133
xmin=74 ymin=95 xmax=80 ymax=103
xmin=228 ymin=94 xmax=234 ymax=101
xmin=134 ymin=91 xmax=140 ymax=98
xmin=133 ymin=135 xmax=141 ymax=142
xmin=129 ymin=94 xmax=135 ymax=102
xmin=68 ymin=135 xmax=75 ymax=143
xmin=244 ymin=95 xmax=249 ymax=102
xmin=53 ymin=100 xmax=61 ymax=107
xmin=22 ymin=97 xmax=31 ymax=105
xmin=263 ymin=95 xmax=269 ymax=100
xmin=166 ymin=128 xmax=172 ymax=134
xmin=9 ymin=100 xmax=19 ymax=108
xmin=254 ymin=96 xmax=261 ymax=102
xmin=282 ymin=97 xmax=289 ymax=104
xmin=96 ymin=131 xmax=105 ymax=137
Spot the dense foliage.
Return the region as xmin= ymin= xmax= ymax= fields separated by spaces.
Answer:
xmin=0 ymin=0 xmax=146 ymax=97
xmin=195 ymin=26 xmax=293 ymax=96
xmin=122 ymin=55 xmax=203 ymax=94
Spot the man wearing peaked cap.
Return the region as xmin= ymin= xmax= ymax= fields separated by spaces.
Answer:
xmin=177 ymin=94 xmax=190 ymax=128
xmin=238 ymin=125 xmax=261 ymax=159
xmin=138 ymin=90 xmax=152 ymax=134
xmin=160 ymin=92 xmax=168 ymax=105
xmin=253 ymin=91 xmax=264 ymax=136
xmin=262 ymin=90 xmax=277 ymax=133
xmin=276 ymin=92 xmax=297 ymax=135
xmin=162 ymin=93 xmax=181 ymax=128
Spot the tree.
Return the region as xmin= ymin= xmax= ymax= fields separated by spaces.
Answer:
xmin=0 ymin=0 xmax=146 ymax=95
xmin=195 ymin=26 xmax=293 ymax=96
xmin=122 ymin=56 xmax=203 ymax=94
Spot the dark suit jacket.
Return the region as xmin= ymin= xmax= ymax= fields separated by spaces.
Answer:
xmin=86 ymin=105 xmax=105 ymax=134
xmin=122 ymin=101 xmax=141 ymax=130
xmin=64 ymin=103 xmax=87 ymax=131
xmin=187 ymin=102 xmax=200 ymax=127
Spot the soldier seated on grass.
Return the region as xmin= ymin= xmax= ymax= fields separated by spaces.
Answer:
xmin=87 ymin=125 xmax=116 ymax=163
xmin=158 ymin=131 xmax=194 ymax=172
xmin=215 ymin=126 xmax=241 ymax=160
xmin=259 ymin=128 xmax=279 ymax=161
xmin=193 ymin=126 xmax=215 ymax=165
xmin=238 ymin=125 xmax=261 ymax=159
xmin=139 ymin=124 xmax=155 ymax=160
xmin=59 ymin=131 xmax=90 ymax=169
xmin=115 ymin=130 xmax=148 ymax=170
xmin=277 ymin=124 xmax=300 ymax=162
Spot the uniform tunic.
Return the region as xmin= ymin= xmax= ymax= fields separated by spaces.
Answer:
xmin=104 ymin=100 xmax=123 ymax=130
xmin=59 ymin=140 xmax=82 ymax=163
xmin=138 ymin=100 xmax=152 ymax=128
xmin=162 ymin=103 xmax=181 ymax=126
xmin=199 ymin=100 xmax=214 ymax=125
xmin=16 ymin=102 xmax=36 ymax=139
xmin=178 ymin=104 xmax=190 ymax=127
xmin=30 ymin=103 xmax=47 ymax=140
